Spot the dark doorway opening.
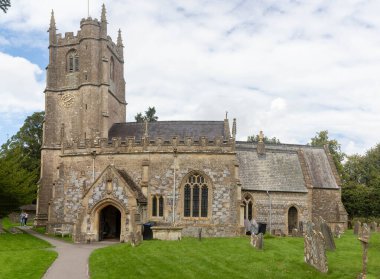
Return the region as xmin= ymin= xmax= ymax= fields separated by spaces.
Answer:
xmin=288 ymin=206 xmax=298 ymax=234
xmin=99 ymin=205 xmax=121 ymax=241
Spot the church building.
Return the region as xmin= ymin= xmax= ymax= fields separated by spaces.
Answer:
xmin=35 ymin=5 xmax=347 ymax=243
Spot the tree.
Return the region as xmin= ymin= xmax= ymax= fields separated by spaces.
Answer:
xmin=247 ymin=134 xmax=280 ymax=144
xmin=0 ymin=0 xmax=11 ymax=13
xmin=0 ymin=111 xmax=44 ymax=216
xmin=135 ymin=107 xmax=158 ymax=122
xmin=309 ymin=130 xmax=345 ymax=178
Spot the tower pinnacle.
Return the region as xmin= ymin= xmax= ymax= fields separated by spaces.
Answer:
xmin=100 ymin=4 xmax=107 ymax=38
xmin=48 ymin=10 xmax=57 ymax=44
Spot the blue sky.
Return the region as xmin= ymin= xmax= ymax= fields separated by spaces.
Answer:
xmin=0 ymin=0 xmax=379 ymax=154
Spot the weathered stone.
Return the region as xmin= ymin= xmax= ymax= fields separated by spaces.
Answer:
xmin=198 ymin=228 xmax=202 ymax=241
xmin=354 ymin=221 xmax=361 ymax=235
xmin=304 ymin=222 xmax=328 ymax=273
xmin=357 ymin=223 xmax=370 ymax=279
xmin=250 ymin=233 xmax=263 ymax=250
xmin=320 ymin=222 xmax=336 ymax=251
xmin=334 ymin=224 xmax=343 ymax=238
xmin=9 ymin=227 xmax=22 ymax=234
xmin=292 ymin=228 xmax=299 ymax=237
xmin=370 ymin=222 xmax=377 ymax=232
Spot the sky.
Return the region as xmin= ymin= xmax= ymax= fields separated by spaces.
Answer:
xmin=0 ymin=0 xmax=379 ymax=155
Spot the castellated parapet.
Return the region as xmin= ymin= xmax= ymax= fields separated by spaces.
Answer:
xmin=60 ymin=136 xmax=236 ymax=156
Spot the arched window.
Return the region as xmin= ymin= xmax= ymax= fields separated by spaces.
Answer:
xmin=152 ymin=195 xmax=164 ymax=217
xmin=110 ymin=56 xmax=115 ymax=80
xmin=243 ymin=195 xmax=253 ymax=221
xmin=183 ymin=173 xmax=209 ymax=218
xmin=67 ymin=50 xmax=79 ymax=73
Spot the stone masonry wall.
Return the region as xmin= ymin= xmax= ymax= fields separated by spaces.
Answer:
xmin=48 ymin=151 xmax=239 ymax=237
xmin=243 ymin=191 xmax=310 ymax=235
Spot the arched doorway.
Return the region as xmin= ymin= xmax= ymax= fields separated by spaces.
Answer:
xmin=99 ymin=205 xmax=121 ymax=241
xmin=288 ymin=206 xmax=298 ymax=234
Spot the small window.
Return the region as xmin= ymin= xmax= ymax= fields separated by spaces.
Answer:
xmin=67 ymin=50 xmax=79 ymax=73
xmin=152 ymin=195 xmax=164 ymax=217
xmin=243 ymin=195 xmax=253 ymax=221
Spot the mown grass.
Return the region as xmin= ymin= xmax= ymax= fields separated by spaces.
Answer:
xmin=89 ymin=231 xmax=380 ymax=279
xmin=0 ymin=219 xmax=57 ymax=279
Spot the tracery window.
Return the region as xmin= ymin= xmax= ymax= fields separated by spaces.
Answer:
xmin=243 ymin=195 xmax=253 ymax=221
xmin=152 ymin=195 xmax=164 ymax=217
xmin=67 ymin=50 xmax=79 ymax=72
xmin=183 ymin=173 xmax=209 ymax=218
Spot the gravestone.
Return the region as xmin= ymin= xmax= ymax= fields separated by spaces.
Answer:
xmin=292 ymin=228 xmax=298 ymax=237
xmin=357 ymin=223 xmax=370 ymax=279
xmin=370 ymin=222 xmax=377 ymax=232
xmin=198 ymin=228 xmax=202 ymax=241
xmin=0 ymin=221 xmax=4 ymax=234
xmin=273 ymin=229 xmax=285 ymax=237
xmin=299 ymin=221 xmax=304 ymax=235
xmin=320 ymin=222 xmax=336 ymax=251
xmin=354 ymin=221 xmax=361 ymax=235
xmin=129 ymin=232 xmax=141 ymax=247
xmin=334 ymin=224 xmax=343 ymax=238
xmin=304 ymin=222 xmax=328 ymax=273
xmin=250 ymin=233 xmax=263 ymax=250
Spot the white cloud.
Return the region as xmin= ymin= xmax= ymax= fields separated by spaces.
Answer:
xmin=0 ymin=52 xmax=44 ymax=113
xmin=0 ymin=0 xmax=379 ymax=154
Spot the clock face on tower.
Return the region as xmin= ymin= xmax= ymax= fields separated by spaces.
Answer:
xmin=60 ymin=93 xmax=75 ymax=108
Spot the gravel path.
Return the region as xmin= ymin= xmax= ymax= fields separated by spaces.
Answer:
xmin=22 ymin=227 xmax=115 ymax=279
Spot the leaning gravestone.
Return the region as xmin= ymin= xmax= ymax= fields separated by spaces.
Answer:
xmin=370 ymin=222 xmax=377 ymax=232
xmin=299 ymin=221 xmax=304 ymax=236
xmin=250 ymin=233 xmax=263 ymax=250
xmin=320 ymin=222 xmax=336 ymax=251
xmin=357 ymin=223 xmax=370 ymax=279
xmin=304 ymin=222 xmax=328 ymax=273
xmin=354 ymin=221 xmax=361 ymax=235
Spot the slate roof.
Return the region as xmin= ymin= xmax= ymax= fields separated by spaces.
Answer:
xmin=302 ymin=149 xmax=339 ymax=189
xmin=108 ymin=121 xmax=226 ymax=141
xmin=117 ymin=169 xmax=147 ymax=203
xmin=237 ymin=145 xmax=307 ymax=193
xmin=236 ymin=142 xmax=339 ymax=192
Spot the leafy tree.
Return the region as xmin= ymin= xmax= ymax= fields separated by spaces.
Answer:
xmin=247 ymin=134 xmax=280 ymax=144
xmin=0 ymin=0 xmax=11 ymax=13
xmin=309 ymin=130 xmax=345 ymax=178
xmin=135 ymin=107 xmax=158 ymax=122
xmin=0 ymin=111 xmax=44 ymax=216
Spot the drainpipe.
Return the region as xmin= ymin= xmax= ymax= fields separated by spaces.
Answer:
xmin=91 ymin=151 xmax=96 ymax=182
xmin=172 ymin=148 xmax=178 ymax=225
xmin=266 ymin=190 xmax=272 ymax=235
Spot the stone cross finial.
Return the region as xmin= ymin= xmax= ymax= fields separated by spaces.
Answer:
xmin=259 ymin=131 xmax=264 ymax=143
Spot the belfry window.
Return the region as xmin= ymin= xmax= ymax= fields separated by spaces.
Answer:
xmin=183 ymin=173 xmax=209 ymax=218
xmin=110 ymin=56 xmax=115 ymax=80
xmin=67 ymin=50 xmax=79 ymax=72
xmin=152 ymin=195 xmax=164 ymax=217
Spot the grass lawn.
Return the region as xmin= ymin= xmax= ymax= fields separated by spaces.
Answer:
xmin=89 ymin=231 xmax=380 ymax=279
xmin=0 ymin=218 xmax=57 ymax=279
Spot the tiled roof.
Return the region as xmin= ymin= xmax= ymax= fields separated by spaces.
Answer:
xmin=117 ymin=169 xmax=147 ymax=203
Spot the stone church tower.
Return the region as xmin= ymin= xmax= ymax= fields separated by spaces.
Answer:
xmin=36 ymin=6 xmax=126 ymax=225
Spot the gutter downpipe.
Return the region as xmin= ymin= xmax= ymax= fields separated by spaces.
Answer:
xmin=91 ymin=151 xmax=96 ymax=182
xmin=266 ymin=190 xmax=272 ymax=235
